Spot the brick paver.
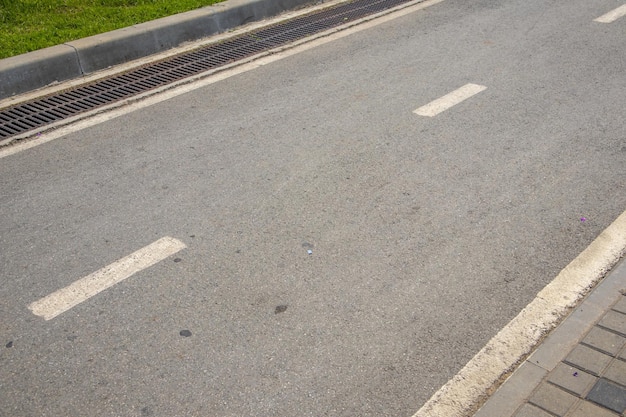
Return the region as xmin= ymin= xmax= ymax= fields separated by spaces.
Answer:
xmin=547 ymin=363 xmax=597 ymax=396
xmin=586 ymin=378 xmax=626 ymax=414
xmin=613 ymin=296 xmax=626 ymax=314
xmin=513 ymin=404 xmax=553 ymax=417
xmin=599 ymin=310 xmax=626 ymax=335
xmin=603 ymin=358 xmax=626 ymax=386
xmin=582 ymin=326 xmax=625 ymax=356
xmin=567 ymin=400 xmax=620 ymax=417
xmin=528 ymin=382 xmax=578 ymax=416
xmin=564 ymin=344 xmax=613 ymax=376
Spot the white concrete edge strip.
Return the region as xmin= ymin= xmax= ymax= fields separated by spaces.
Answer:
xmin=0 ymin=0 xmax=446 ymax=159
xmin=412 ymin=209 xmax=626 ymax=417
xmin=413 ymin=83 xmax=487 ymax=117
xmin=594 ymin=4 xmax=626 ymax=23
xmin=28 ymin=236 xmax=186 ymax=320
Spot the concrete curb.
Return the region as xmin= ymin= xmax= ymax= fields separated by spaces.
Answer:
xmin=0 ymin=0 xmax=316 ymax=100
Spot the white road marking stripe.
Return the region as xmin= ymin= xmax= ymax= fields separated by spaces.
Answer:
xmin=413 ymin=83 xmax=487 ymax=117
xmin=28 ymin=236 xmax=186 ymax=320
xmin=594 ymin=4 xmax=626 ymax=23
xmin=412 ymin=209 xmax=626 ymax=417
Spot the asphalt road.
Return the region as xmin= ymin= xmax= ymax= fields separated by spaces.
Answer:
xmin=1 ymin=0 xmax=625 ymax=415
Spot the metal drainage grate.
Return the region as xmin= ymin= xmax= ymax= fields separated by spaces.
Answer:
xmin=0 ymin=0 xmax=416 ymax=141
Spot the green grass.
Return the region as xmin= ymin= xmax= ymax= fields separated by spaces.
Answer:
xmin=0 ymin=0 xmax=225 ymax=59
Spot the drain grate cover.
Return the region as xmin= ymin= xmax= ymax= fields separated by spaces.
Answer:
xmin=0 ymin=0 xmax=416 ymax=141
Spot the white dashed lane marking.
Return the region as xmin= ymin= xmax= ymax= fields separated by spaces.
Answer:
xmin=28 ymin=236 xmax=186 ymax=320
xmin=594 ymin=4 xmax=626 ymax=23
xmin=413 ymin=83 xmax=487 ymax=117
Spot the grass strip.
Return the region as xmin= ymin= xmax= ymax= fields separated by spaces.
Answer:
xmin=0 ymin=0 xmax=225 ymax=59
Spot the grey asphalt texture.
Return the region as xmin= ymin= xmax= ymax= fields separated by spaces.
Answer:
xmin=1 ymin=0 xmax=625 ymax=415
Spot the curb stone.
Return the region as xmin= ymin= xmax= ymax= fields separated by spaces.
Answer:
xmin=0 ymin=0 xmax=317 ymax=100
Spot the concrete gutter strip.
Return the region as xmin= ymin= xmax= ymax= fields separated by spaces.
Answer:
xmin=0 ymin=0 xmax=317 ymax=100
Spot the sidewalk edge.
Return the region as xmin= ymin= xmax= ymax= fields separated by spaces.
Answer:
xmin=412 ymin=209 xmax=626 ymax=417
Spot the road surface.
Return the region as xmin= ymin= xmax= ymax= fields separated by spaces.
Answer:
xmin=1 ymin=0 xmax=625 ymax=415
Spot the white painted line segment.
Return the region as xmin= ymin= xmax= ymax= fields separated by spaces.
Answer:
xmin=594 ymin=4 xmax=626 ymax=23
xmin=413 ymin=83 xmax=487 ymax=117
xmin=412 ymin=209 xmax=626 ymax=417
xmin=29 ymin=237 xmax=186 ymax=320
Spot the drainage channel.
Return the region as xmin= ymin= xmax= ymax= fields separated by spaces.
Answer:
xmin=0 ymin=0 xmax=416 ymax=141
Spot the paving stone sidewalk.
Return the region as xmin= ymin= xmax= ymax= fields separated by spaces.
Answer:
xmin=475 ymin=259 xmax=626 ymax=417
